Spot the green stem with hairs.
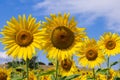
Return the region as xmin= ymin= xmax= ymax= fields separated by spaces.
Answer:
xmin=93 ymin=68 xmax=96 ymax=80
xmin=55 ymin=59 xmax=59 ymax=80
xmin=26 ymin=59 xmax=29 ymax=80
xmin=107 ymin=57 xmax=110 ymax=80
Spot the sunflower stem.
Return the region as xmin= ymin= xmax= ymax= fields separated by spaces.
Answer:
xmin=55 ymin=59 xmax=59 ymax=80
xmin=26 ymin=59 xmax=29 ymax=80
xmin=107 ymin=57 xmax=110 ymax=80
xmin=93 ymin=68 xmax=96 ymax=80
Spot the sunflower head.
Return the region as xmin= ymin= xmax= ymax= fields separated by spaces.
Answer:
xmin=60 ymin=58 xmax=78 ymax=77
xmin=86 ymin=49 xmax=98 ymax=61
xmin=107 ymin=69 xmax=116 ymax=80
xmin=40 ymin=75 xmax=51 ymax=80
xmin=51 ymin=26 xmax=74 ymax=50
xmin=0 ymin=68 xmax=11 ymax=80
xmin=25 ymin=72 xmax=37 ymax=80
xmin=105 ymin=40 xmax=116 ymax=50
xmin=42 ymin=13 xmax=86 ymax=60
xmin=16 ymin=30 xmax=33 ymax=47
xmin=77 ymin=38 xmax=105 ymax=68
xmin=84 ymin=39 xmax=98 ymax=61
xmin=98 ymin=32 xmax=120 ymax=56
xmin=1 ymin=15 xmax=42 ymax=60
xmin=61 ymin=59 xmax=72 ymax=72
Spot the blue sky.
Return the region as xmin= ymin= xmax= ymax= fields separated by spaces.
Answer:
xmin=0 ymin=0 xmax=120 ymax=69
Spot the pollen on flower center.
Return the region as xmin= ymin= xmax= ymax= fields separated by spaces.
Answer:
xmin=0 ymin=72 xmax=7 ymax=80
xmin=86 ymin=49 xmax=98 ymax=61
xmin=16 ymin=30 xmax=33 ymax=47
xmin=106 ymin=40 xmax=116 ymax=50
xmin=51 ymin=26 xmax=74 ymax=50
xmin=61 ymin=59 xmax=72 ymax=71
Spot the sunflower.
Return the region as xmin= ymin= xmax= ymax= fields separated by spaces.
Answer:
xmin=96 ymin=73 xmax=106 ymax=80
xmin=1 ymin=15 xmax=42 ymax=60
xmin=25 ymin=71 xmax=37 ymax=80
xmin=77 ymin=38 xmax=105 ymax=68
xmin=59 ymin=58 xmax=78 ymax=76
xmin=107 ymin=69 xmax=116 ymax=80
xmin=41 ymin=13 xmax=86 ymax=60
xmin=98 ymin=32 xmax=120 ymax=56
xmin=0 ymin=68 xmax=11 ymax=80
xmin=40 ymin=75 xmax=51 ymax=80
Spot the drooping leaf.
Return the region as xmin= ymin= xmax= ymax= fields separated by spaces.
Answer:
xmin=38 ymin=70 xmax=56 ymax=76
xmin=61 ymin=74 xmax=80 ymax=80
xmin=96 ymin=68 xmax=108 ymax=75
xmin=110 ymin=61 xmax=119 ymax=68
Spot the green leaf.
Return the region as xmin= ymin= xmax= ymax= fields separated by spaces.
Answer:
xmin=96 ymin=68 xmax=101 ymax=73
xmin=96 ymin=68 xmax=108 ymax=75
xmin=38 ymin=70 xmax=56 ymax=76
xmin=51 ymin=73 xmax=56 ymax=80
xmin=87 ymin=78 xmax=95 ymax=80
xmin=115 ymin=77 xmax=120 ymax=80
xmin=61 ymin=74 xmax=80 ymax=80
xmin=60 ymin=76 xmax=67 ymax=80
xmin=110 ymin=61 xmax=119 ymax=68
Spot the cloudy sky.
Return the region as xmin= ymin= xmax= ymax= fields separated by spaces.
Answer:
xmin=0 ymin=0 xmax=120 ymax=69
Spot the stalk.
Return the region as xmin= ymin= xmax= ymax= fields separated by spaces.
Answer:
xmin=26 ymin=59 xmax=29 ymax=80
xmin=107 ymin=57 xmax=110 ymax=80
xmin=93 ymin=68 xmax=96 ymax=80
xmin=55 ymin=59 xmax=59 ymax=80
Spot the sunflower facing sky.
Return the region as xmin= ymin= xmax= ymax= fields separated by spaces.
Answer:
xmin=25 ymin=71 xmax=37 ymax=80
xmin=0 ymin=68 xmax=11 ymax=80
xmin=41 ymin=13 xmax=86 ymax=60
xmin=1 ymin=15 xmax=42 ymax=60
xmin=77 ymin=38 xmax=105 ymax=68
xmin=98 ymin=32 xmax=120 ymax=56
xmin=59 ymin=58 xmax=78 ymax=76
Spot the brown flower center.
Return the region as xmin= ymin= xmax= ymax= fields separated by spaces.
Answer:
xmin=51 ymin=26 xmax=74 ymax=50
xmin=86 ymin=49 xmax=98 ymax=61
xmin=61 ymin=59 xmax=72 ymax=72
xmin=0 ymin=72 xmax=7 ymax=80
xmin=16 ymin=31 xmax=33 ymax=47
xmin=106 ymin=40 xmax=116 ymax=50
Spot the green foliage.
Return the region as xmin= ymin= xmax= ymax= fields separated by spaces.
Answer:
xmin=38 ymin=70 xmax=56 ymax=76
xmin=96 ymin=68 xmax=108 ymax=75
xmin=60 ymin=74 xmax=80 ymax=80
xmin=110 ymin=61 xmax=119 ymax=68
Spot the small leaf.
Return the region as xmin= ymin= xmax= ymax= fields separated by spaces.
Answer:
xmin=96 ymin=68 xmax=101 ymax=73
xmin=51 ymin=73 xmax=56 ymax=80
xmin=87 ymin=77 xmax=95 ymax=80
xmin=60 ymin=76 xmax=67 ymax=80
xmin=38 ymin=70 xmax=56 ymax=76
xmin=110 ymin=61 xmax=119 ymax=68
xmin=63 ymin=74 xmax=80 ymax=80
xmin=115 ymin=77 xmax=120 ymax=80
xmin=96 ymin=68 xmax=108 ymax=75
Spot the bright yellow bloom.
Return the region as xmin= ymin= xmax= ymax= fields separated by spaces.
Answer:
xmin=25 ymin=71 xmax=37 ymax=80
xmin=77 ymin=38 xmax=105 ymax=68
xmin=1 ymin=15 xmax=42 ymax=60
xmin=107 ymin=69 xmax=116 ymax=80
xmin=40 ymin=75 xmax=51 ymax=80
xmin=116 ymin=70 xmax=120 ymax=78
xmin=74 ymin=70 xmax=88 ymax=80
xmin=0 ymin=68 xmax=11 ymax=80
xmin=96 ymin=73 xmax=106 ymax=80
xmin=98 ymin=32 xmax=120 ymax=56
xmin=41 ymin=13 xmax=86 ymax=60
xmin=59 ymin=58 xmax=78 ymax=76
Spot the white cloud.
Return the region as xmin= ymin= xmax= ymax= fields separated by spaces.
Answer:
xmin=0 ymin=52 xmax=13 ymax=64
xmin=33 ymin=0 xmax=120 ymax=31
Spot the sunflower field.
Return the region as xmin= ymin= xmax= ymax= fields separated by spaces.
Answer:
xmin=0 ymin=13 xmax=120 ymax=80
